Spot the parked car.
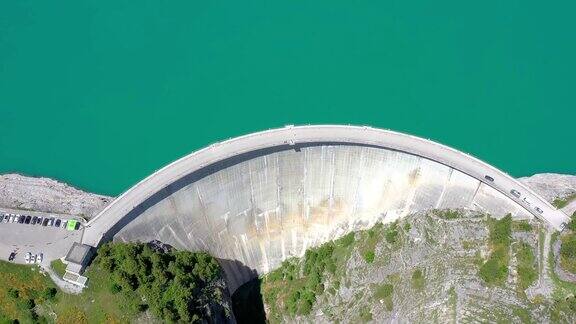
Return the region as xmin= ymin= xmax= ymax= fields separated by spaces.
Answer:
xmin=24 ymin=216 xmax=32 ymax=224
xmin=535 ymin=207 xmax=544 ymax=214
xmin=484 ymin=175 xmax=494 ymax=182
xmin=61 ymin=220 xmax=67 ymax=228
xmin=48 ymin=218 xmax=55 ymax=226
xmin=31 ymin=216 xmax=38 ymax=225
xmin=8 ymin=252 xmax=16 ymax=262
xmin=74 ymin=222 xmax=81 ymax=230
xmin=36 ymin=253 xmax=43 ymax=264
xmin=54 ymin=219 xmax=61 ymax=227
xmin=3 ymin=215 xmax=8 ymax=223
xmin=37 ymin=217 xmax=43 ymax=226
xmin=25 ymin=252 xmax=31 ymax=264
xmin=18 ymin=216 xmax=25 ymax=224
xmin=42 ymin=218 xmax=49 ymax=226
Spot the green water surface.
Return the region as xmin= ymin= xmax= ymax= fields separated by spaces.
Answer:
xmin=0 ymin=1 xmax=574 ymax=196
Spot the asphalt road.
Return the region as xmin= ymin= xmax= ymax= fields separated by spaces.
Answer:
xmin=83 ymin=125 xmax=571 ymax=247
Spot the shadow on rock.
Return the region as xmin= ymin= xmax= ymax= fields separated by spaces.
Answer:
xmin=231 ymin=278 xmax=266 ymax=324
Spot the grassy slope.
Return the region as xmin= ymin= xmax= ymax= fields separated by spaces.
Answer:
xmin=0 ymin=259 xmax=143 ymax=324
xmin=51 ymin=263 xmax=143 ymax=324
xmin=0 ymin=262 xmax=56 ymax=322
xmin=50 ymin=260 xmax=66 ymax=278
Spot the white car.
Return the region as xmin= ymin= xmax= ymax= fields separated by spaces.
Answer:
xmin=36 ymin=253 xmax=43 ymax=264
xmin=25 ymin=252 xmax=32 ymax=264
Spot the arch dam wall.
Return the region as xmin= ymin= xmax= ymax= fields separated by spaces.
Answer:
xmin=83 ymin=126 xmax=570 ymax=292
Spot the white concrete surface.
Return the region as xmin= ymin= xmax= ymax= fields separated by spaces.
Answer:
xmin=78 ymin=125 xmax=571 ymax=292
xmin=85 ymin=125 xmax=570 ymax=247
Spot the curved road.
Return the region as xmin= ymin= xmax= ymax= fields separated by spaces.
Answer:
xmin=83 ymin=125 xmax=570 ymax=247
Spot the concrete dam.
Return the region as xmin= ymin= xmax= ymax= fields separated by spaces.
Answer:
xmin=83 ymin=126 xmax=570 ymax=292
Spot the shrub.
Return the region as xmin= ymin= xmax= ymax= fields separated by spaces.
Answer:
xmin=18 ymin=299 xmax=35 ymax=310
xmin=489 ymin=214 xmax=512 ymax=246
xmin=411 ymin=269 xmax=425 ymax=289
xmin=42 ymin=287 xmax=57 ymax=301
xmin=479 ymin=250 xmax=508 ymax=284
xmin=516 ymin=242 xmax=537 ymax=290
xmin=338 ymin=233 xmax=355 ymax=247
xmin=384 ymin=222 xmax=399 ymax=244
xmin=480 ymin=215 xmax=512 ymax=285
xmin=374 ymin=283 xmax=393 ymax=299
xmin=7 ymin=288 xmax=19 ymax=299
xmin=568 ymin=211 xmax=576 ymax=232
xmin=435 ymin=209 xmax=461 ymax=220
xmin=403 ymin=223 xmax=411 ymax=232
xmin=110 ymin=283 xmax=122 ymax=294
xmin=362 ymin=250 xmax=375 ymax=263
xmin=560 ymin=234 xmax=576 ymax=273
xmin=513 ymin=221 xmax=533 ymax=232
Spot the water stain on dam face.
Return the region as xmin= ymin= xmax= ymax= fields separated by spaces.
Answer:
xmin=108 ymin=143 xmax=533 ymax=292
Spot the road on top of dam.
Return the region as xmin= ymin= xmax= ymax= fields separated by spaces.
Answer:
xmin=82 ymin=125 xmax=571 ymax=247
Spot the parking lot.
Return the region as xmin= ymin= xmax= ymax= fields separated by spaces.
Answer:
xmin=0 ymin=208 xmax=84 ymax=266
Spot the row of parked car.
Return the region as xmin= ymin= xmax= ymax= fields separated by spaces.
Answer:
xmin=1 ymin=212 xmax=79 ymax=230
xmin=24 ymin=252 xmax=43 ymax=264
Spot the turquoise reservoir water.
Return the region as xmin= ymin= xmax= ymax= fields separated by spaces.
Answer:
xmin=0 ymin=1 xmax=574 ymax=196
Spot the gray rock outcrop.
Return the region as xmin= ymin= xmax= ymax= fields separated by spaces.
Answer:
xmin=0 ymin=173 xmax=112 ymax=219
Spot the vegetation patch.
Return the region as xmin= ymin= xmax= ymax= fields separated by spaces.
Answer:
xmin=567 ymin=211 xmax=576 ymax=232
xmin=384 ymin=222 xmax=400 ymax=244
xmin=552 ymin=193 xmax=576 ymax=209
xmin=448 ymin=286 xmax=457 ymax=321
xmin=358 ymin=305 xmax=373 ymax=322
xmin=90 ymin=242 xmax=228 ymax=323
xmin=512 ymin=220 xmax=533 ymax=232
xmin=359 ymin=224 xmax=382 ymax=264
xmin=0 ymin=242 xmax=232 ymax=324
xmin=258 ymin=232 xmax=356 ymax=321
xmin=548 ymin=232 xmax=576 ymax=299
xmin=515 ymin=242 xmax=538 ymax=292
xmin=479 ymin=214 xmax=511 ymax=285
xmin=51 ymin=259 xmax=67 ymax=278
xmin=411 ymin=268 xmax=425 ymax=290
xmin=403 ymin=222 xmax=411 ymax=232
xmin=373 ymin=283 xmax=394 ymax=311
xmin=0 ymin=261 xmax=56 ymax=323
xmin=433 ymin=209 xmax=462 ymax=220
xmin=560 ymin=233 xmax=576 ymax=274
xmin=462 ymin=240 xmax=475 ymax=250
xmin=551 ymin=295 xmax=576 ymax=322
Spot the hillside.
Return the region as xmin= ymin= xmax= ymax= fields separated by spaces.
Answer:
xmin=233 ymin=209 xmax=576 ymax=322
xmin=0 ymin=242 xmax=234 ymax=323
